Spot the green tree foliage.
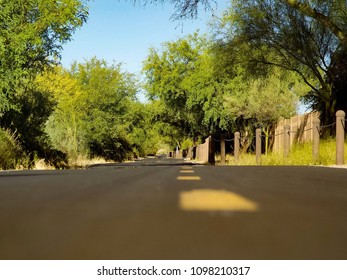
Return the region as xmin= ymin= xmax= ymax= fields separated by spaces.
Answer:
xmin=224 ymin=67 xmax=305 ymax=153
xmin=36 ymin=66 xmax=87 ymax=162
xmin=143 ymin=33 xmax=229 ymax=148
xmin=158 ymin=0 xmax=347 ymax=42
xmin=0 ymin=81 xmax=57 ymax=166
xmin=123 ymin=101 xmax=170 ymax=156
xmin=70 ymin=58 xmax=138 ymax=161
xmin=0 ymin=0 xmax=88 ymax=114
xmin=216 ymin=0 xmax=347 ymax=132
xmin=35 ymin=59 xmax=172 ymax=165
xmin=40 ymin=58 xmax=140 ymax=163
xmin=0 ymin=0 xmax=88 ymax=168
xmin=143 ymin=31 xmax=304 ymax=152
xmin=285 ymin=0 xmax=347 ymax=46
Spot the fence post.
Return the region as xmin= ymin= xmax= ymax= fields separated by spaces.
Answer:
xmin=284 ymin=125 xmax=290 ymax=157
xmin=208 ymin=136 xmax=215 ymax=165
xmin=312 ymin=117 xmax=320 ymax=162
xmin=336 ymin=110 xmax=345 ymax=165
xmin=220 ymin=135 xmax=226 ymax=165
xmin=256 ymin=128 xmax=262 ymax=165
xmin=187 ymin=147 xmax=192 ymax=160
xmin=234 ymin=132 xmax=240 ymax=164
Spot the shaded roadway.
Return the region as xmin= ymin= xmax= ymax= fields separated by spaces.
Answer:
xmin=1 ymin=157 xmax=347 ymax=259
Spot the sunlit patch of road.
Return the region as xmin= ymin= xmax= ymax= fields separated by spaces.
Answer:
xmin=177 ymin=165 xmax=258 ymax=212
xmin=179 ymin=189 xmax=259 ymax=212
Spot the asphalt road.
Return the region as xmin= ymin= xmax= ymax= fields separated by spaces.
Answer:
xmin=1 ymin=158 xmax=347 ymax=260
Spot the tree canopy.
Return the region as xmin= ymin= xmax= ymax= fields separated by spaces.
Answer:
xmin=211 ymin=0 xmax=347 ymax=132
xmin=285 ymin=0 xmax=347 ymax=46
xmin=137 ymin=0 xmax=217 ymax=20
xmin=143 ymin=33 xmax=232 ymax=146
xmin=0 ymin=0 xmax=88 ymax=114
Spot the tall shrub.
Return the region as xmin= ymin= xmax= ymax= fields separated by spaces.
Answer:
xmin=0 ymin=129 xmax=22 ymax=169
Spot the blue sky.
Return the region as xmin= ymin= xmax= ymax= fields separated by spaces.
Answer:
xmin=61 ymin=0 xmax=228 ymax=74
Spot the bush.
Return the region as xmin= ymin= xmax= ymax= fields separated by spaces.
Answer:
xmin=42 ymin=148 xmax=69 ymax=169
xmin=0 ymin=129 xmax=23 ymax=169
xmin=89 ymin=136 xmax=133 ymax=162
xmin=181 ymin=138 xmax=194 ymax=150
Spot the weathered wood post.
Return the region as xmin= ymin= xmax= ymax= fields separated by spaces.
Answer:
xmin=220 ymin=135 xmax=226 ymax=165
xmin=336 ymin=110 xmax=345 ymax=165
xmin=234 ymin=132 xmax=240 ymax=164
xmin=187 ymin=147 xmax=192 ymax=160
xmin=284 ymin=125 xmax=291 ymax=157
xmin=312 ymin=117 xmax=320 ymax=162
xmin=256 ymin=128 xmax=262 ymax=165
xmin=208 ymin=136 xmax=215 ymax=165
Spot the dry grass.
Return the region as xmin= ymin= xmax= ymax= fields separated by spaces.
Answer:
xmin=74 ymin=156 xmax=117 ymax=168
xmin=217 ymin=139 xmax=347 ymax=166
xmin=33 ymin=159 xmax=56 ymax=170
xmin=0 ymin=129 xmax=25 ymax=170
xmin=32 ymin=156 xmax=115 ymax=170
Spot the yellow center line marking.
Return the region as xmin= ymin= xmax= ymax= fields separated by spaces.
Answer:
xmin=180 ymin=170 xmax=195 ymax=173
xmin=179 ymin=189 xmax=258 ymax=212
xmin=176 ymin=176 xmax=201 ymax=181
xmin=181 ymin=166 xmax=193 ymax=170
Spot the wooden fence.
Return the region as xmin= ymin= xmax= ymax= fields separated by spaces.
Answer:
xmin=170 ymin=136 xmax=213 ymax=164
xmin=169 ymin=110 xmax=346 ymax=165
xmin=273 ymin=112 xmax=320 ymax=152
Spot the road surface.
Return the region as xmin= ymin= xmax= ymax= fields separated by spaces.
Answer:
xmin=0 ymin=158 xmax=347 ymax=259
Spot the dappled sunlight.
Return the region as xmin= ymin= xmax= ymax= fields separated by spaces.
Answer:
xmin=179 ymin=189 xmax=259 ymax=212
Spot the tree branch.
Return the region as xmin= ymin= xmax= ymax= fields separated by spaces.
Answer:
xmin=285 ymin=0 xmax=347 ymax=45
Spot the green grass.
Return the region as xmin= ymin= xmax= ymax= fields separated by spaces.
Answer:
xmin=217 ymin=139 xmax=347 ymax=166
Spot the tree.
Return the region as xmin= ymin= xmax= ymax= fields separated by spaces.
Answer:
xmin=156 ymin=0 xmax=347 ymax=43
xmin=157 ymin=0 xmax=347 ymax=133
xmin=0 ymin=0 xmax=88 ymax=114
xmin=143 ymin=33 xmax=230 ymax=148
xmin=0 ymin=80 xmax=57 ymax=166
xmin=37 ymin=59 xmax=140 ymax=163
xmin=215 ymin=0 xmax=345 ymax=134
xmin=136 ymin=0 xmax=217 ymax=20
xmin=70 ymin=58 xmax=138 ymax=161
xmin=36 ymin=66 xmax=87 ymax=163
xmin=224 ymin=67 xmax=305 ymax=153
xmin=124 ymin=101 xmax=172 ymax=156
xmin=0 ymin=0 xmax=88 ymax=167
xmin=284 ymin=0 xmax=347 ymax=46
